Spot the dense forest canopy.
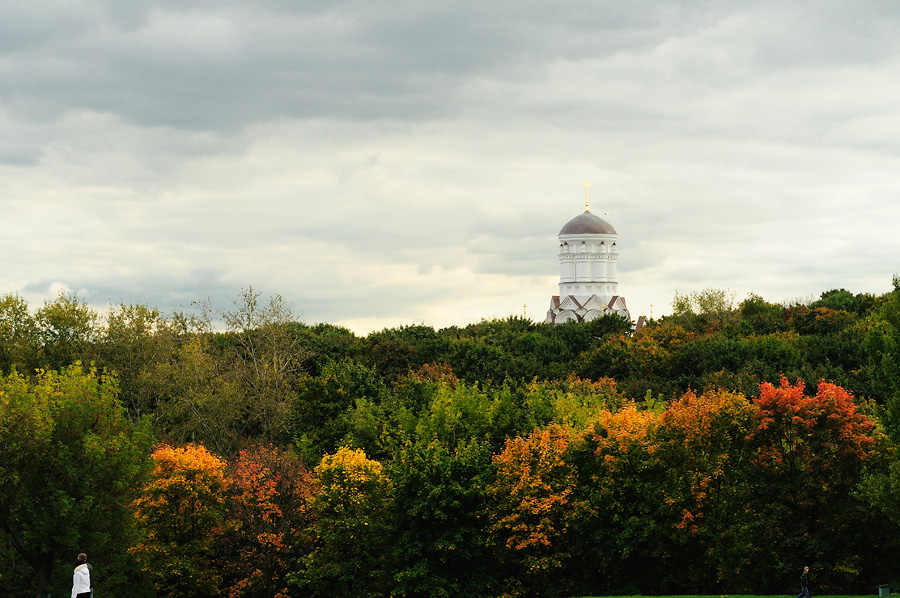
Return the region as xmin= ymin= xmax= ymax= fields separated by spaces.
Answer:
xmin=1 ymin=281 xmax=900 ymax=597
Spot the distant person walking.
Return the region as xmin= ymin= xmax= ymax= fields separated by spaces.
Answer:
xmin=72 ymin=553 xmax=91 ymax=598
xmin=795 ymin=565 xmax=811 ymax=598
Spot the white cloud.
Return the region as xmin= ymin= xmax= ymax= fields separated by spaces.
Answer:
xmin=2 ymin=0 xmax=900 ymax=333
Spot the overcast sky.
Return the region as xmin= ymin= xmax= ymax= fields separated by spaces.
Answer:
xmin=2 ymin=0 xmax=900 ymax=334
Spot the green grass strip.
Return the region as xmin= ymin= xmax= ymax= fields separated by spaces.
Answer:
xmin=575 ymin=595 xmax=880 ymax=598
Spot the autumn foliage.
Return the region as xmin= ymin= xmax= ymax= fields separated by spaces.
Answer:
xmin=116 ymin=379 xmax=892 ymax=597
xmin=222 ymin=445 xmax=314 ymax=598
xmin=486 ymin=424 xmax=578 ymax=597
xmin=294 ymin=447 xmax=394 ymax=598
xmin=130 ymin=444 xmax=228 ymax=598
xmin=4 ymin=286 xmax=900 ymax=597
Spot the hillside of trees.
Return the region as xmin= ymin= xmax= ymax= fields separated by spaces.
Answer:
xmin=2 ymin=281 xmax=900 ymax=597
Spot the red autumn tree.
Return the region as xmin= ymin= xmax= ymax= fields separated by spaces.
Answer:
xmin=748 ymin=378 xmax=879 ymax=591
xmin=221 ymin=445 xmax=314 ymax=598
xmin=751 ymin=377 xmax=876 ymax=517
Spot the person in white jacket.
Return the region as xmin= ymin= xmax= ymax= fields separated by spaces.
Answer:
xmin=72 ymin=559 xmax=91 ymax=598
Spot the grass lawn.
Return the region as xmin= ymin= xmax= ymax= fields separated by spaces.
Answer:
xmin=575 ymin=595 xmax=881 ymax=598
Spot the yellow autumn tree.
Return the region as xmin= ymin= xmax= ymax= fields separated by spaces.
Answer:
xmin=292 ymin=447 xmax=393 ymax=598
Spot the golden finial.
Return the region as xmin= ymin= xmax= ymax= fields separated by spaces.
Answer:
xmin=582 ymin=180 xmax=592 ymax=210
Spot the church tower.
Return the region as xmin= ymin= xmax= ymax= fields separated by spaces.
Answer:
xmin=546 ymin=186 xmax=630 ymax=324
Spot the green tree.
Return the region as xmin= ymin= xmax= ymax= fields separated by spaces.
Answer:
xmin=738 ymin=293 xmax=787 ymax=335
xmin=96 ymin=302 xmax=179 ymax=419
xmin=293 ymin=323 xmax=359 ymax=376
xmin=856 ymin=439 xmax=900 ymax=564
xmin=584 ymin=312 xmax=634 ymax=341
xmin=786 ymin=305 xmax=852 ymax=336
xmin=672 ymin=332 xmax=801 ymax=397
xmin=34 ymin=292 xmax=98 ymax=372
xmin=652 ymin=389 xmax=758 ymax=592
xmin=545 ymin=321 xmax=594 ymax=358
xmin=522 ymin=375 xmax=624 ymax=430
xmin=811 ymin=288 xmax=856 ymax=311
xmin=290 ymin=359 xmax=390 ymax=463
xmin=670 ymin=288 xmax=737 ymax=332
xmin=0 ymin=365 xmax=152 ymax=597
xmin=219 ymin=287 xmax=311 ymax=444
xmin=153 ymin=337 xmax=244 ymax=456
xmin=414 ymin=378 xmax=526 ymax=452
xmin=576 ymin=336 xmax=640 ymax=386
xmin=810 ymin=288 xmax=878 ymax=315
xmin=866 ymin=276 xmax=900 ymax=442
xmin=391 ymin=439 xmax=495 ymax=598
xmin=448 ymin=338 xmax=513 ymax=384
xmin=0 ymin=293 xmax=38 ymax=375
xmin=578 ymin=319 xmax=689 ymax=400
xmin=363 ymin=324 xmax=452 ymax=383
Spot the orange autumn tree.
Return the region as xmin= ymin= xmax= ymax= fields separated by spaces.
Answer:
xmin=570 ymin=403 xmax=662 ymax=594
xmin=652 ymin=389 xmax=758 ymax=592
xmin=131 ymin=443 xmax=228 ymax=598
xmin=485 ymin=424 xmax=579 ymax=598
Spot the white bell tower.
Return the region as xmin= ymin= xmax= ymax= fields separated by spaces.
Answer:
xmin=546 ymin=183 xmax=630 ymax=324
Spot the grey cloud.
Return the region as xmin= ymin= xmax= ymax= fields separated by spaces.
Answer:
xmin=751 ymin=2 xmax=900 ymax=69
xmin=23 ymin=268 xmax=235 ymax=316
xmin=0 ymin=144 xmax=41 ymax=166
xmin=2 ymin=2 xmax=503 ymax=129
xmin=4 ymin=0 xmax=900 ymax=333
xmin=0 ymin=0 xmax=764 ymax=133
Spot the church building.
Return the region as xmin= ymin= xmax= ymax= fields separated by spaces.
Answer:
xmin=546 ymin=188 xmax=631 ymax=324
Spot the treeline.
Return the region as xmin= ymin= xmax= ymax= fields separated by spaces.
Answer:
xmin=1 ymin=282 xmax=900 ymax=597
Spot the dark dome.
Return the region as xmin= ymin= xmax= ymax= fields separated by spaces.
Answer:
xmin=559 ymin=210 xmax=616 ymax=235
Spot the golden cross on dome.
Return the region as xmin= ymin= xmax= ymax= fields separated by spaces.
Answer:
xmin=582 ymin=180 xmax=592 ymax=210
